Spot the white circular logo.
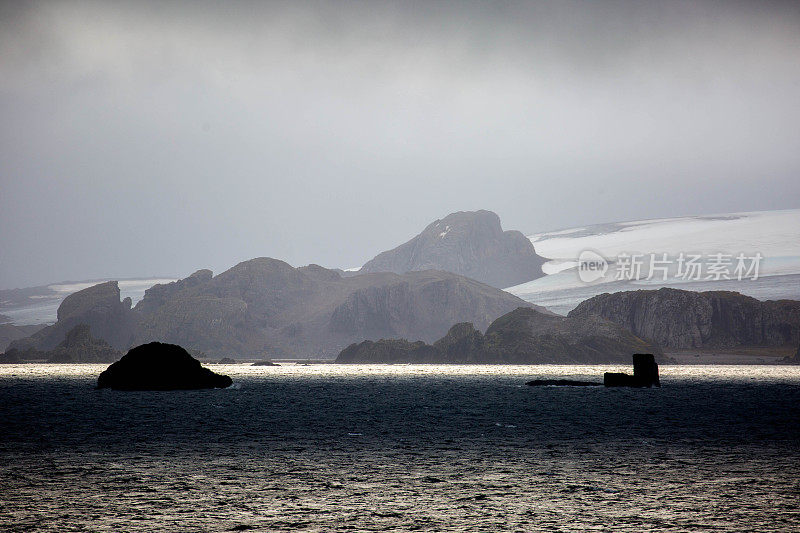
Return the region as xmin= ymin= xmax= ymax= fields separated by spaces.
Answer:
xmin=577 ymin=250 xmax=608 ymax=283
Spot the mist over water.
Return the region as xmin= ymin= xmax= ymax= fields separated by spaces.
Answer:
xmin=1 ymin=365 xmax=798 ymax=532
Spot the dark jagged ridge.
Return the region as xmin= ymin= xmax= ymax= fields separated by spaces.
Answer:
xmin=97 ymin=342 xmax=232 ymax=390
xmin=336 ymin=307 xmax=663 ymax=364
xmin=569 ymin=288 xmax=800 ymax=349
xmin=360 ymin=210 xmax=545 ymax=288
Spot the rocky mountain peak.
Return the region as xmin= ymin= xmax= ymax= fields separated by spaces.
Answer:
xmin=359 ymin=210 xmax=545 ymax=289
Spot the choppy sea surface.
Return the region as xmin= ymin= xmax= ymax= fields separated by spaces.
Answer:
xmin=1 ymin=364 xmax=799 ymax=532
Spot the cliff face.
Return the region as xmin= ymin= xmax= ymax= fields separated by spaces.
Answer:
xmin=359 ymin=210 xmax=545 ymax=289
xmin=8 ymin=281 xmax=137 ymax=352
xmin=133 ymin=269 xmax=213 ymax=315
xmin=568 ymin=288 xmax=800 ymax=349
xmin=336 ymin=307 xmax=662 ymax=364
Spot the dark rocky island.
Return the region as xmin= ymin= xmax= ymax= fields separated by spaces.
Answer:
xmin=359 ymin=210 xmax=546 ymax=289
xmin=526 ymin=354 xmax=661 ymax=387
xmin=603 ymin=353 xmax=660 ymax=387
xmin=97 ymin=342 xmax=232 ymax=390
xmin=569 ymin=288 xmax=800 ymax=349
xmin=337 ymin=307 xmax=663 ymax=364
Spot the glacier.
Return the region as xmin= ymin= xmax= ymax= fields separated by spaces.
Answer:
xmin=507 ymin=209 xmax=800 ymax=315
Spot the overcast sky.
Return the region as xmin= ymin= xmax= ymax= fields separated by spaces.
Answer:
xmin=1 ymin=0 xmax=799 ymax=288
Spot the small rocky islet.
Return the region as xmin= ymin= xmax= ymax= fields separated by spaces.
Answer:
xmin=96 ymin=342 xmax=232 ymax=391
xmin=526 ymin=353 xmax=661 ymax=388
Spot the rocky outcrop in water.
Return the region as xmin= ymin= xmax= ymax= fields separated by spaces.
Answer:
xmin=251 ymin=360 xmax=279 ymax=366
xmin=336 ymin=339 xmax=440 ymax=364
xmin=604 ymin=353 xmax=660 ymax=387
xmin=7 ymin=281 xmax=137 ymax=352
xmin=97 ymin=342 xmax=232 ymax=390
xmin=336 ymin=307 xmax=662 ymax=364
xmin=568 ymin=288 xmax=800 ymax=349
xmin=525 ymin=353 xmax=660 ymax=387
xmin=359 ymin=210 xmax=545 ymax=289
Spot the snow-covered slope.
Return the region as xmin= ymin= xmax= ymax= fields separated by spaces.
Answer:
xmin=508 ymin=209 xmax=800 ymax=315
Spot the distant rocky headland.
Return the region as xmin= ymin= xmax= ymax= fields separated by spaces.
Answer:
xmin=4 ymin=273 xmax=799 ymax=364
xmin=336 ymin=307 xmax=663 ymax=364
xmin=9 ymin=281 xmax=137 ymax=354
xmin=5 ymin=258 xmax=539 ymax=360
xmin=569 ymin=288 xmax=800 ymax=349
xmin=359 ymin=210 xmax=545 ymax=289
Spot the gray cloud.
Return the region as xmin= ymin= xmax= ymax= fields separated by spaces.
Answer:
xmin=2 ymin=0 xmax=799 ymax=288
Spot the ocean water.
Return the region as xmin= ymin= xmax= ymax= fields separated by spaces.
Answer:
xmin=1 ymin=364 xmax=799 ymax=532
